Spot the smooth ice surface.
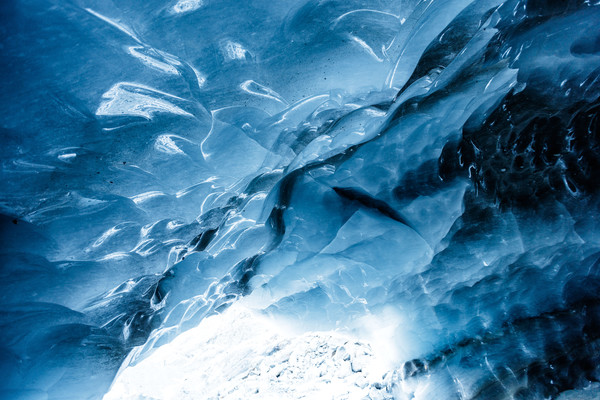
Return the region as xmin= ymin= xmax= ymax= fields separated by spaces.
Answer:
xmin=1 ymin=0 xmax=600 ymax=399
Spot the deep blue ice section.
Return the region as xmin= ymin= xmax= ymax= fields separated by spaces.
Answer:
xmin=1 ymin=0 xmax=600 ymax=398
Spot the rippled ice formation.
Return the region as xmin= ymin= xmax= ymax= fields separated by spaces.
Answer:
xmin=1 ymin=0 xmax=600 ymax=399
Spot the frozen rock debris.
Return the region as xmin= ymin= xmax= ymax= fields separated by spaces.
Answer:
xmin=1 ymin=0 xmax=599 ymax=399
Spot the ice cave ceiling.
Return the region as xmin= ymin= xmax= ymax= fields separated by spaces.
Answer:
xmin=1 ymin=0 xmax=600 ymax=399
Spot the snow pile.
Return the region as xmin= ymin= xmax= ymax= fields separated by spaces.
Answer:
xmin=104 ymin=304 xmax=394 ymax=400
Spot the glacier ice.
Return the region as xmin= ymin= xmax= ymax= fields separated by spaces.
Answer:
xmin=1 ymin=0 xmax=600 ymax=399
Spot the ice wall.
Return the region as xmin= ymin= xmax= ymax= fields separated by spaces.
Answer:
xmin=1 ymin=0 xmax=599 ymax=399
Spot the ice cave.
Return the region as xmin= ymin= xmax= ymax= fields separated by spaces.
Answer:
xmin=1 ymin=0 xmax=600 ymax=399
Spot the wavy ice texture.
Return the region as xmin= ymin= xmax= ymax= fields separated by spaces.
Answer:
xmin=1 ymin=0 xmax=599 ymax=399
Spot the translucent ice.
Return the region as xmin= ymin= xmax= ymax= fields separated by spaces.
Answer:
xmin=1 ymin=0 xmax=599 ymax=399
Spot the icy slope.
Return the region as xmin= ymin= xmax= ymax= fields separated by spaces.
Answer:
xmin=1 ymin=0 xmax=600 ymax=399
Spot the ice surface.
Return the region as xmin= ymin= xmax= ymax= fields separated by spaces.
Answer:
xmin=1 ymin=0 xmax=600 ymax=399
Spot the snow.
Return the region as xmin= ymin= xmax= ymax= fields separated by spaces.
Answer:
xmin=104 ymin=304 xmax=394 ymax=400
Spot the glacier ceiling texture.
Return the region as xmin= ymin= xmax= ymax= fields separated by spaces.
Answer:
xmin=1 ymin=0 xmax=600 ymax=399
